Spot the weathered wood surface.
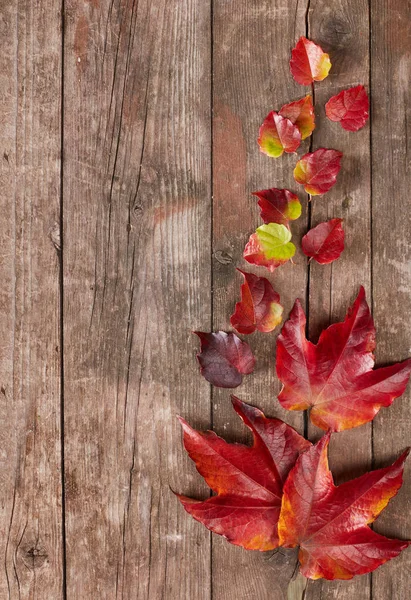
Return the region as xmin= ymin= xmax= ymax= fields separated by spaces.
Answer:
xmin=0 ymin=1 xmax=64 ymax=598
xmin=0 ymin=0 xmax=410 ymax=598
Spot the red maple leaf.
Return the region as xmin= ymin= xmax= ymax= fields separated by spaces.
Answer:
xmin=290 ymin=37 xmax=331 ymax=86
xmin=194 ymin=331 xmax=255 ymax=388
xmin=302 ymin=218 xmax=345 ymax=264
xmin=276 ymin=287 xmax=411 ymax=431
xmin=294 ymin=148 xmax=343 ymax=195
xmin=279 ymin=433 xmax=410 ymax=580
xmin=177 ymin=397 xmax=311 ymax=550
xmin=325 ymin=85 xmax=369 ymax=132
xmin=230 ymin=269 xmax=283 ymax=334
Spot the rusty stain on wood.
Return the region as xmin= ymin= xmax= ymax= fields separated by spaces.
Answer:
xmin=0 ymin=0 xmax=410 ymax=598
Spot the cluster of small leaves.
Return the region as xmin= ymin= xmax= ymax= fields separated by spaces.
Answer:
xmin=178 ymin=37 xmax=410 ymax=582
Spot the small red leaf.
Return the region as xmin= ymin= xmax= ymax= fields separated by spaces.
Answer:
xmin=290 ymin=37 xmax=331 ymax=86
xmin=258 ymin=111 xmax=301 ymax=158
xmin=279 ymin=95 xmax=315 ymax=140
xmin=230 ymin=269 xmax=283 ymax=334
xmin=294 ymin=148 xmax=343 ymax=196
xmin=325 ymin=85 xmax=369 ymax=132
xmin=194 ymin=331 xmax=255 ymax=388
xmin=302 ymin=218 xmax=345 ymax=264
xmin=279 ymin=433 xmax=410 ymax=580
xmin=253 ymin=188 xmax=302 ymax=226
xmin=177 ymin=397 xmax=311 ymax=551
xmin=276 ymin=287 xmax=411 ymax=431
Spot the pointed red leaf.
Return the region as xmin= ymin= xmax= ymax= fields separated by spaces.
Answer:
xmin=276 ymin=287 xmax=411 ymax=431
xmin=325 ymin=85 xmax=369 ymax=132
xmin=279 ymin=95 xmax=315 ymax=140
xmin=177 ymin=397 xmax=311 ymax=551
xmin=302 ymin=218 xmax=345 ymax=264
xmin=253 ymin=188 xmax=302 ymax=226
xmin=194 ymin=331 xmax=255 ymax=388
xmin=279 ymin=434 xmax=410 ymax=580
xmin=230 ymin=269 xmax=283 ymax=335
xmin=258 ymin=111 xmax=301 ymax=158
xmin=290 ymin=37 xmax=331 ymax=86
xmin=294 ymin=148 xmax=342 ymax=195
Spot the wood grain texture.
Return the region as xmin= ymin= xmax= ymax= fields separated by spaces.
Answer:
xmin=62 ymin=0 xmax=211 ymax=598
xmin=0 ymin=1 xmax=64 ymax=598
xmin=212 ymin=1 xmax=308 ymax=598
xmin=370 ymin=1 xmax=411 ymax=598
xmin=305 ymin=1 xmax=372 ymax=599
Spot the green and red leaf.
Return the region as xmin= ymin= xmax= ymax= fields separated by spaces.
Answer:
xmin=258 ymin=111 xmax=301 ymax=158
xmin=325 ymin=85 xmax=369 ymax=132
xmin=302 ymin=218 xmax=345 ymax=264
xmin=230 ymin=269 xmax=283 ymax=334
xmin=279 ymin=433 xmax=410 ymax=580
xmin=276 ymin=287 xmax=411 ymax=431
xmin=279 ymin=95 xmax=315 ymax=140
xmin=177 ymin=397 xmax=311 ymax=551
xmin=243 ymin=223 xmax=296 ymax=272
xmin=194 ymin=331 xmax=255 ymax=388
xmin=294 ymin=148 xmax=343 ymax=195
xmin=290 ymin=37 xmax=331 ymax=86
xmin=253 ymin=188 xmax=302 ymax=226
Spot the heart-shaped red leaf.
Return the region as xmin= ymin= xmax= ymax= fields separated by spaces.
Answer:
xmin=302 ymin=218 xmax=345 ymax=264
xmin=230 ymin=269 xmax=283 ymax=334
xmin=258 ymin=111 xmax=301 ymax=158
xmin=177 ymin=397 xmax=311 ymax=551
xmin=279 ymin=95 xmax=315 ymax=140
xmin=276 ymin=287 xmax=411 ymax=431
xmin=279 ymin=433 xmax=410 ymax=580
xmin=294 ymin=148 xmax=343 ymax=195
xmin=253 ymin=188 xmax=302 ymax=226
xmin=194 ymin=331 xmax=255 ymax=388
xmin=325 ymin=85 xmax=369 ymax=132
xmin=290 ymin=37 xmax=331 ymax=86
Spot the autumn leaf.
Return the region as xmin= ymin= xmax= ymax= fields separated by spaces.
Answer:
xmin=177 ymin=397 xmax=311 ymax=551
xmin=290 ymin=37 xmax=331 ymax=86
xmin=243 ymin=223 xmax=296 ymax=272
xmin=230 ymin=269 xmax=283 ymax=334
xmin=258 ymin=111 xmax=301 ymax=158
xmin=302 ymin=218 xmax=345 ymax=264
xmin=276 ymin=287 xmax=411 ymax=431
xmin=279 ymin=433 xmax=410 ymax=580
xmin=194 ymin=331 xmax=255 ymax=388
xmin=253 ymin=188 xmax=302 ymax=226
xmin=325 ymin=85 xmax=369 ymax=132
xmin=279 ymin=95 xmax=315 ymax=140
xmin=294 ymin=148 xmax=343 ymax=196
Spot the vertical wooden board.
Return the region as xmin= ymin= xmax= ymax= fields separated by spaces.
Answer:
xmin=370 ymin=1 xmax=411 ymax=597
xmin=0 ymin=1 xmax=64 ymax=598
xmin=63 ymin=0 xmax=211 ymax=598
xmin=212 ymin=1 xmax=308 ymax=598
xmin=305 ymin=1 xmax=372 ymax=599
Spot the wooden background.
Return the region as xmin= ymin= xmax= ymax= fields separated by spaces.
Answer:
xmin=0 ymin=0 xmax=410 ymax=598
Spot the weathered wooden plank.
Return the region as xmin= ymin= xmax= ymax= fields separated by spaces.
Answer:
xmin=304 ymin=1 xmax=372 ymax=599
xmin=212 ymin=2 xmax=308 ymax=598
xmin=370 ymin=1 xmax=411 ymax=598
xmin=63 ymin=0 xmax=211 ymax=597
xmin=0 ymin=1 xmax=64 ymax=598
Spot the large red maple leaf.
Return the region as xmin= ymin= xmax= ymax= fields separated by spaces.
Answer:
xmin=276 ymin=287 xmax=411 ymax=431
xmin=279 ymin=433 xmax=410 ymax=580
xmin=177 ymin=397 xmax=310 ymax=550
